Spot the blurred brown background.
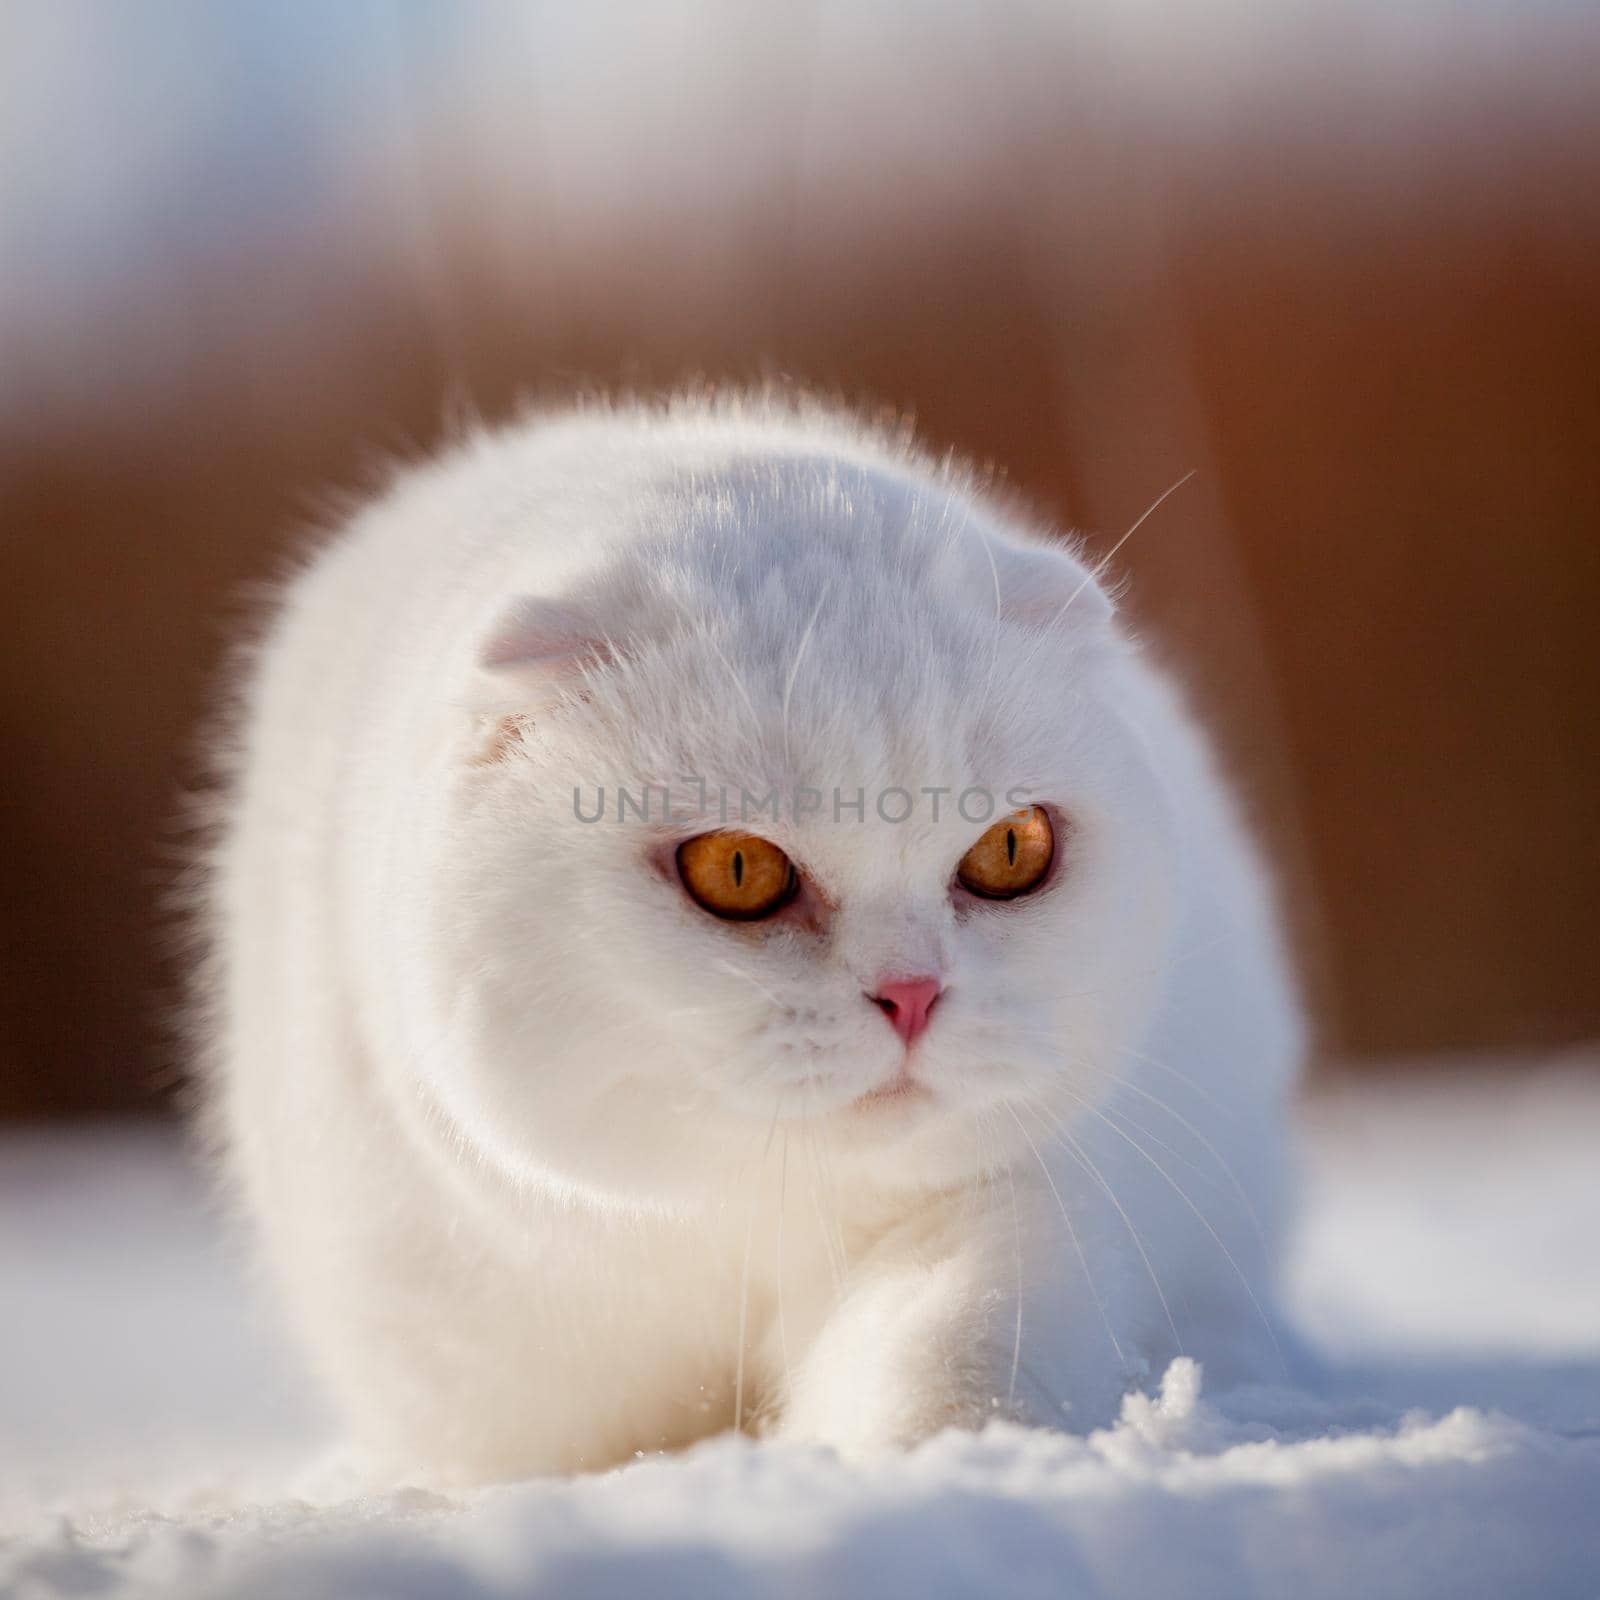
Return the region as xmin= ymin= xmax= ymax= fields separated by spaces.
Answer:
xmin=2 ymin=4 xmax=1597 ymax=1118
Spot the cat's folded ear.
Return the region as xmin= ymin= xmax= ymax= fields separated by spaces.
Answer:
xmin=939 ymin=524 xmax=1115 ymax=633
xmin=978 ymin=533 xmax=1114 ymax=632
xmin=480 ymin=595 xmax=613 ymax=677
xmin=466 ymin=596 xmax=614 ymax=763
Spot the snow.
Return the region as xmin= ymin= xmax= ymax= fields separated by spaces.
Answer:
xmin=3 ymin=1061 xmax=1599 ymax=1598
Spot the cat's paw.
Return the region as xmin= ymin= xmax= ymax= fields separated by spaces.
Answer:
xmin=772 ymin=1259 xmax=1012 ymax=1460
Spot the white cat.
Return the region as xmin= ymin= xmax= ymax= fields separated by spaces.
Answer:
xmin=202 ymin=395 xmax=1303 ymax=1482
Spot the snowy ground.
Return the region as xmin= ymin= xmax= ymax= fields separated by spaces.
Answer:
xmin=3 ymin=1060 xmax=1598 ymax=1598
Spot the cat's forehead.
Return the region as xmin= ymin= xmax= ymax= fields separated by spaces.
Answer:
xmin=628 ymin=452 xmax=991 ymax=618
xmin=613 ymin=598 xmax=1039 ymax=800
xmin=646 ymin=460 xmax=1030 ymax=679
xmin=551 ymin=449 xmax=1104 ymax=824
xmin=674 ymin=450 xmax=956 ymax=541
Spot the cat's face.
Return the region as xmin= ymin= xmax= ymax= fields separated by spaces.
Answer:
xmin=435 ymin=463 xmax=1180 ymax=1203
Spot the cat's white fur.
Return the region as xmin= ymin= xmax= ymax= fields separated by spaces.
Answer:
xmin=204 ymin=396 xmax=1303 ymax=1482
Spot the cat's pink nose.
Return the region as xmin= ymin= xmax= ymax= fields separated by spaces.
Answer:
xmin=869 ymin=976 xmax=943 ymax=1045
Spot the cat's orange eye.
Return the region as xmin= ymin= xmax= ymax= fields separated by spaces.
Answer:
xmin=956 ymin=806 xmax=1055 ymax=900
xmin=677 ymin=831 xmax=798 ymax=921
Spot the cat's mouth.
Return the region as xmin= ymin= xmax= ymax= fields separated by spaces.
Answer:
xmin=852 ymin=1073 xmax=934 ymax=1112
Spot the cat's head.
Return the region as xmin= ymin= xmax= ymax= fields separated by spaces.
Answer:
xmin=434 ymin=454 xmax=1180 ymax=1203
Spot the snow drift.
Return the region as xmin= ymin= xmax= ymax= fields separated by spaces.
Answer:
xmin=3 ymin=1061 xmax=1597 ymax=1598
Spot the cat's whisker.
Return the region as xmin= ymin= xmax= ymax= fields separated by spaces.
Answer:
xmin=796 ymin=1088 xmax=851 ymax=1260
xmin=1118 ymin=1041 xmax=1239 ymax=1121
xmin=659 ymin=1002 xmax=758 ymax=1023
xmin=1008 ymin=1059 xmax=1227 ymax=1197
xmin=1003 ymin=1138 xmax=1025 ymax=1414
xmin=1094 ymin=1098 xmax=1237 ymax=1211
xmin=1016 ymin=1096 xmax=1183 ymax=1357
xmin=1041 ymin=468 xmax=1197 ymax=640
xmin=801 ymin=1082 xmax=848 ymax=1300
xmin=797 ymin=1097 xmax=831 ymax=1298
xmin=1048 ymin=1087 xmax=1284 ymax=1371
xmin=967 ymin=1107 xmax=1023 ymax=1410
xmin=781 ymin=587 xmax=829 ymax=764
xmin=815 ymin=1111 xmax=853 ymax=1287
xmin=1107 ymin=1069 xmax=1267 ymax=1254
xmin=667 ymin=591 xmax=764 ymax=740
xmin=776 ymin=1131 xmax=794 ymax=1411
xmin=966 ymin=521 xmax=1005 ymax=709
xmin=967 ymin=1107 xmax=994 ymax=1202
xmin=965 ymin=1114 xmax=985 ymax=1221
xmin=734 ymin=1097 xmax=785 ymax=1436
xmin=711 ymin=960 xmax=785 ymax=1009
xmin=1001 ymin=1101 xmax=1126 ymax=1366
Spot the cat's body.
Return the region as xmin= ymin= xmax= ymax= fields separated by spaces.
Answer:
xmin=205 ymin=398 xmax=1302 ymax=1482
